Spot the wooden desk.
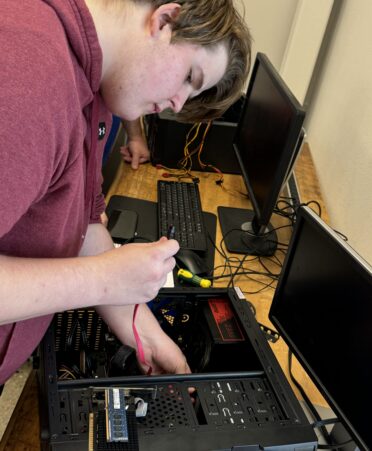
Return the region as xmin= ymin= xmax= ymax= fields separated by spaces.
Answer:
xmin=1 ymin=143 xmax=328 ymax=450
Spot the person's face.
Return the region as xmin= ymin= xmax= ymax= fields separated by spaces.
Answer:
xmin=102 ymin=41 xmax=228 ymax=122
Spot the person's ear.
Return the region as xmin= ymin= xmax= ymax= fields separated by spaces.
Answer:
xmin=149 ymin=3 xmax=181 ymax=39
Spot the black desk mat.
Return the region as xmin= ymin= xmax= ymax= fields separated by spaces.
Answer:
xmin=106 ymin=195 xmax=216 ymax=285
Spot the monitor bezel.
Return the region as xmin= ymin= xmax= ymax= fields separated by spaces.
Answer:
xmin=233 ymin=52 xmax=306 ymax=232
xmin=269 ymin=205 xmax=372 ymax=450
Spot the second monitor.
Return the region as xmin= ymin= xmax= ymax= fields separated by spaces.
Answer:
xmin=218 ymin=52 xmax=305 ymax=256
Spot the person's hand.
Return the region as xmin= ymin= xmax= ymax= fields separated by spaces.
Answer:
xmin=96 ymin=237 xmax=179 ymax=306
xmin=138 ymin=326 xmax=191 ymax=375
xmin=96 ymin=303 xmax=190 ymax=376
xmin=100 ymin=211 xmax=108 ymax=227
xmin=120 ymin=135 xmax=150 ymax=170
xmin=128 ymin=304 xmax=191 ymax=375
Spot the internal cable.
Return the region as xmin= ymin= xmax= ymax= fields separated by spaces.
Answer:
xmin=132 ymin=304 xmax=152 ymax=376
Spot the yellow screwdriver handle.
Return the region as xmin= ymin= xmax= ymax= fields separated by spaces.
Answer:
xmin=177 ymin=269 xmax=211 ymax=288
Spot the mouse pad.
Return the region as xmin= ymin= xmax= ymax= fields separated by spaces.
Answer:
xmin=106 ymin=195 xmax=217 ymax=286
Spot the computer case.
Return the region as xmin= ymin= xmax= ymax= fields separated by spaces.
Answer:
xmin=146 ymin=98 xmax=245 ymax=175
xmin=37 ymin=287 xmax=317 ymax=451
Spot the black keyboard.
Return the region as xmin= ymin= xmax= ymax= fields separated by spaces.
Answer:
xmin=157 ymin=180 xmax=207 ymax=251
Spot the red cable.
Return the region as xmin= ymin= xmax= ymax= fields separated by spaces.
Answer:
xmin=132 ymin=304 xmax=152 ymax=375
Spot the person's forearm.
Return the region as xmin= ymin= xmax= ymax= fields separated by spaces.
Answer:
xmin=0 ymin=223 xmax=178 ymax=326
xmin=96 ymin=303 xmax=158 ymax=351
xmin=0 ymin=252 xmax=104 ymax=325
xmin=120 ymin=118 xmax=150 ymax=168
xmin=0 ymin=223 xmax=112 ymax=325
xmin=87 ymin=226 xmax=188 ymax=375
xmin=122 ymin=118 xmax=143 ymax=141
xmin=78 ymin=221 xmax=114 ymax=256
xmin=80 ymin=224 xmax=171 ymax=353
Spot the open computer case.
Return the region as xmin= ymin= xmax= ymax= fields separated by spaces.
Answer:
xmin=37 ymin=285 xmax=317 ymax=451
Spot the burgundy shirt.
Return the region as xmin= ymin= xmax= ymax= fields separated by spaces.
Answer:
xmin=0 ymin=0 xmax=112 ymax=383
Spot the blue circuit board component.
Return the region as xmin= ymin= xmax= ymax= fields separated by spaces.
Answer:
xmin=105 ymin=388 xmax=128 ymax=443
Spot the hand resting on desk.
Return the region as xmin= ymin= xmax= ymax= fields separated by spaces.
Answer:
xmin=120 ymin=134 xmax=150 ymax=170
xmin=120 ymin=118 xmax=150 ymax=170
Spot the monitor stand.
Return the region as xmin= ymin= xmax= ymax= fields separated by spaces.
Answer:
xmin=218 ymin=207 xmax=277 ymax=256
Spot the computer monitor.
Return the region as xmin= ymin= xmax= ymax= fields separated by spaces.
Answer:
xmin=269 ymin=206 xmax=372 ymax=451
xmin=218 ymin=53 xmax=306 ymax=256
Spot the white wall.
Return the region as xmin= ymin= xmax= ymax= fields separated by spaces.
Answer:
xmin=234 ymin=0 xmax=298 ymax=73
xmin=279 ymin=0 xmax=335 ymax=105
xmin=305 ymin=0 xmax=372 ymax=265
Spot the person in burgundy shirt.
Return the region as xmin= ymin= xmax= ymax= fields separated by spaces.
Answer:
xmin=0 ymin=0 xmax=251 ymax=384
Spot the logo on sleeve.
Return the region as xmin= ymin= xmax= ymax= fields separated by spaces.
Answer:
xmin=98 ymin=122 xmax=106 ymax=140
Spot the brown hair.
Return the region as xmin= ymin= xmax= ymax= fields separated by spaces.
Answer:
xmin=132 ymin=0 xmax=252 ymax=122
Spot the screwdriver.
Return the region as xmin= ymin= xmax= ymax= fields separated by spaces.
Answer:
xmin=177 ymin=268 xmax=211 ymax=288
xmin=167 ymin=225 xmax=176 ymax=240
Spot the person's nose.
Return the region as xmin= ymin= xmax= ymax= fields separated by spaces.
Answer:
xmin=169 ymin=87 xmax=190 ymax=113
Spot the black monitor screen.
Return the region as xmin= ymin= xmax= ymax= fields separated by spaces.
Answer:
xmin=218 ymin=53 xmax=305 ymax=257
xmin=269 ymin=206 xmax=372 ymax=450
xmin=234 ymin=53 xmax=305 ymax=229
